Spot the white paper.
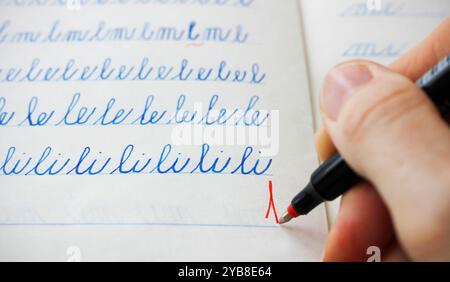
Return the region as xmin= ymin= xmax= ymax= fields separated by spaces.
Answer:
xmin=300 ymin=0 xmax=450 ymax=223
xmin=0 ymin=0 xmax=328 ymax=261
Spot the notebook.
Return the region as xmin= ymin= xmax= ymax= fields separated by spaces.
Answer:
xmin=0 ymin=0 xmax=448 ymax=261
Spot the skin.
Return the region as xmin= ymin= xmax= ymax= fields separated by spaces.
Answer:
xmin=316 ymin=17 xmax=450 ymax=262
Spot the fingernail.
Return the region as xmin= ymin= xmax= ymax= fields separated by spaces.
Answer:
xmin=321 ymin=63 xmax=373 ymax=120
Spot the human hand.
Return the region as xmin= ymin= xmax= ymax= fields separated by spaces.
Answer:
xmin=316 ymin=18 xmax=450 ymax=261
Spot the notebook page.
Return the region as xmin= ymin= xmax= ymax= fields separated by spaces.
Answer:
xmin=0 ymin=0 xmax=328 ymax=261
xmin=300 ymin=0 xmax=450 ymax=222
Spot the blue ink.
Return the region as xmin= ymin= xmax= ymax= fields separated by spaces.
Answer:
xmin=0 ymin=0 xmax=256 ymax=9
xmin=0 ymin=147 xmax=32 ymax=175
xmin=0 ymin=20 xmax=10 ymax=43
xmin=155 ymin=144 xmax=191 ymax=174
xmin=91 ymin=98 xmax=134 ymax=126
xmin=10 ymin=29 xmax=41 ymax=43
xmin=4 ymin=67 xmax=21 ymax=82
xmin=80 ymin=65 xmax=98 ymax=81
xmin=21 ymin=58 xmax=42 ymax=82
xmin=99 ymin=57 xmax=114 ymax=80
xmin=131 ymin=95 xmax=167 ymax=125
xmin=231 ymin=146 xmax=272 ymax=175
xmin=3 ymin=19 xmax=251 ymax=44
xmin=8 ymin=93 xmax=270 ymax=128
xmin=116 ymin=64 xmax=134 ymax=80
xmin=61 ymin=58 xmax=78 ymax=81
xmin=233 ymin=95 xmax=269 ymax=126
xmin=0 ymin=57 xmax=266 ymax=85
xmin=110 ymin=144 xmax=153 ymax=174
xmin=166 ymin=95 xmax=198 ymax=124
xmin=25 ymin=147 xmax=71 ymax=176
xmin=43 ymin=66 xmax=60 ymax=81
xmin=18 ymin=96 xmax=55 ymax=126
xmin=56 ymin=93 xmax=97 ymax=126
xmin=66 ymin=147 xmax=112 ymax=175
xmin=156 ymin=65 xmax=174 ymax=80
xmin=190 ymin=144 xmax=231 ymax=173
xmin=342 ymin=42 xmax=407 ymax=58
xmin=134 ymin=57 xmax=154 ymax=80
xmin=0 ymin=143 xmax=272 ymax=177
xmin=340 ymin=1 xmax=404 ymax=17
xmin=0 ymin=97 xmax=14 ymax=125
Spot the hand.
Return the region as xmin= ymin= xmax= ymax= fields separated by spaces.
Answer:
xmin=316 ymin=18 xmax=450 ymax=261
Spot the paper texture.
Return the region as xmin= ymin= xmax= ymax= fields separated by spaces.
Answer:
xmin=0 ymin=0 xmax=328 ymax=261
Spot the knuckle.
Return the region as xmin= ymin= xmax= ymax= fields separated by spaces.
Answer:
xmin=336 ymin=77 xmax=429 ymax=144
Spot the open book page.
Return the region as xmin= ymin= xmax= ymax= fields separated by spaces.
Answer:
xmin=300 ymin=0 xmax=450 ymax=224
xmin=0 ymin=0 xmax=328 ymax=261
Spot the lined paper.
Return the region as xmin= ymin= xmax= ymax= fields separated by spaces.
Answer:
xmin=0 ymin=0 xmax=328 ymax=261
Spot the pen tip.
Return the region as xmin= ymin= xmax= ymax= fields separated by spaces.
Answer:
xmin=278 ymin=211 xmax=294 ymax=225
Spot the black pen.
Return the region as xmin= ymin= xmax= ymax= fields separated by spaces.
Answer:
xmin=279 ymin=54 xmax=450 ymax=224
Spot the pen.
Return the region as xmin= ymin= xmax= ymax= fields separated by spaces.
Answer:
xmin=279 ymin=54 xmax=450 ymax=224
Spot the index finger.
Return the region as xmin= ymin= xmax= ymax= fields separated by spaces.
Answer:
xmin=316 ymin=17 xmax=450 ymax=161
xmin=390 ymin=17 xmax=450 ymax=81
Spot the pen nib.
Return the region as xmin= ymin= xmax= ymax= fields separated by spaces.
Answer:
xmin=278 ymin=212 xmax=293 ymax=225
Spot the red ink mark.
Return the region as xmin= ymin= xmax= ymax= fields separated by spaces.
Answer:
xmin=265 ymin=180 xmax=279 ymax=224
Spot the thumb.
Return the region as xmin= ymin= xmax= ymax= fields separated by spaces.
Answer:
xmin=320 ymin=61 xmax=450 ymax=261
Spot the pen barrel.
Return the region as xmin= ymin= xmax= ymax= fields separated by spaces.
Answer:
xmin=417 ymin=55 xmax=450 ymax=116
xmin=291 ymin=154 xmax=362 ymax=216
xmin=311 ymin=154 xmax=362 ymax=201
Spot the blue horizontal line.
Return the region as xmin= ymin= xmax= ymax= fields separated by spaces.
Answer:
xmin=0 ymin=172 xmax=273 ymax=177
xmin=0 ymin=79 xmax=264 ymax=85
xmin=0 ymin=39 xmax=260 ymax=46
xmin=0 ymin=123 xmax=270 ymax=128
xmin=0 ymin=222 xmax=279 ymax=229
xmin=0 ymin=1 xmax=256 ymax=9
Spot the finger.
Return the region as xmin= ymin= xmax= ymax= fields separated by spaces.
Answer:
xmin=315 ymin=18 xmax=450 ymax=162
xmin=320 ymin=60 xmax=450 ymax=261
xmin=314 ymin=125 xmax=336 ymax=161
xmin=382 ymin=241 xmax=410 ymax=262
xmin=390 ymin=17 xmax=450 ymax=80
xmin=323 ymin=182 xmax=394 ymax=262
